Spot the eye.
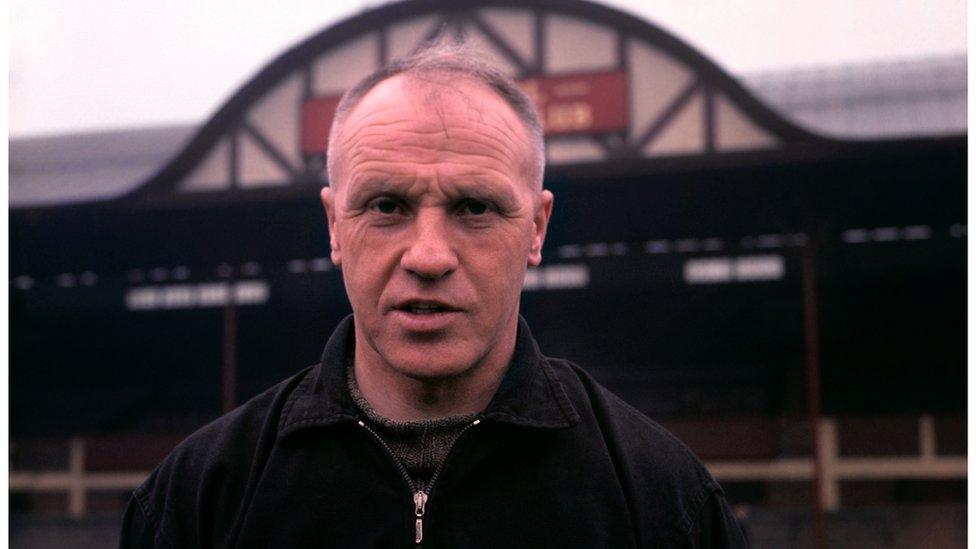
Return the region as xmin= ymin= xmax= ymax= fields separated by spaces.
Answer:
xmin=370 ymin=198 xmax=402 ymax=215
xmin=458 ymin=199 xmax=489 ymax=216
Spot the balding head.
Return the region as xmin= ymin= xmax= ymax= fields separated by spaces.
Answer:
xmin=326 ymin=40 xmax=545 ymax=191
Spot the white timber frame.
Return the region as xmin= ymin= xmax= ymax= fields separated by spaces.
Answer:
xmin=164 ymin=0 xmax=798 ymax=197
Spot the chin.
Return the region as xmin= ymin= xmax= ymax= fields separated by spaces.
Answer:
xmin=382 ymin=344 xmax=482 ymax=381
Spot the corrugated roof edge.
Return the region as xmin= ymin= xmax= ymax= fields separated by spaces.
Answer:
xmin=10 ymin=125 xmax=197 ymax=208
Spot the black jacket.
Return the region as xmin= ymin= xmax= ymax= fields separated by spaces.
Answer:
xmin=120 ymin=317 xmax=747 ymax=548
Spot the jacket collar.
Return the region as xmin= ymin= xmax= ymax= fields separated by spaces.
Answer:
xmin=278 ymin=315 xmax=579 ymax=439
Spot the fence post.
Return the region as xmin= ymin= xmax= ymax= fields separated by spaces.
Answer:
xmin=67 ymin=437 xmax=86 ymax=518
xmin=818 ymin=419 xmax=840 ymax=512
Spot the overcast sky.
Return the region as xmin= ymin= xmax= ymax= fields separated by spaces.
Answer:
xmin=9 ymin=0 xmax=967 ymax=137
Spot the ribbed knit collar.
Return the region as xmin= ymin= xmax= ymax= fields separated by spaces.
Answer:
xmin=346 ymin=363 xmax=479 ymax=430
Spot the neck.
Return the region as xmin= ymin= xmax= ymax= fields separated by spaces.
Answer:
xmin=353 ymin=324 xmax=517 ymax=422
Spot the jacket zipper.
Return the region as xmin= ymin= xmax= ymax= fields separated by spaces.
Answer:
xmin=357 ymin=418 xmax=482 ymax=545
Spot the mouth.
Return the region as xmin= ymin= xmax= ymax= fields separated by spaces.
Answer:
xmin=390 ymin=300 xmax=463 ymax=332
xmin=393 ymin=300 xmax=460 ymax=315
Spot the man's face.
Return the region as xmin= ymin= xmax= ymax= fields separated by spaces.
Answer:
xmin=322 ymin=74 xmax=553 ymax=380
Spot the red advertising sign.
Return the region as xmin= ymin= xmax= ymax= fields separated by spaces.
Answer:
xmin=520 ymin=70 xmax=628 ymax=135
xmin=301 ymin=95 xmax=342 ymax=155
xmin=300 ymin=70 xmax=628 ymax=154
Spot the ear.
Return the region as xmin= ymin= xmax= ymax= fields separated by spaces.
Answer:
xmin=528 ymin=190 xmax=554 ymax=267
xmin=320 ymin=186 xmax=342 ymax=267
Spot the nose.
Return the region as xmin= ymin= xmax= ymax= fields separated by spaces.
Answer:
xmin=400 ymin=209 xmax=459 ymax=280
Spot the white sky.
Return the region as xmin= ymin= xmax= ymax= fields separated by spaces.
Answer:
xmin=8 ymin=0 xmax=967 ymax=137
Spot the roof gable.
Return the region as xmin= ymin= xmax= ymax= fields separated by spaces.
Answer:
xmin=124 ymin=0 xmax=829 ymax=202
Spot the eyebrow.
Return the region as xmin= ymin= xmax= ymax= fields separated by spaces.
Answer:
xmin=345 ymin=176 xmax=521 ymax=209
xmin=344 ymin=178 xmax=396 ymax=202
xmin=448 ymin=178 xmax=520 ymax=205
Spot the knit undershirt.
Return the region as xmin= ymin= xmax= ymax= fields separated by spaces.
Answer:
xmin=346 ymin=366 xmax=479 ymax=492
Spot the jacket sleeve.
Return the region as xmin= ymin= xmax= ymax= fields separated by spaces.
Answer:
xmin=119 ymin=494 xmax=162 ymax=548
xmin=685 ymin=490 xmax=750 ymax=548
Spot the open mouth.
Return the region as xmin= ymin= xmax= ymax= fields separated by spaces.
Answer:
xmin=395 ymin=301 xmax=458 ymax=315
xmin=403 ymin=304 xmax=446 ymax=314
xmin=391 ymin=300 xmax=460 ymax=331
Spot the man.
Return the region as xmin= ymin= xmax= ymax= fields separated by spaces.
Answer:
xmin=120 ymin=42 xmax=747 ymax=548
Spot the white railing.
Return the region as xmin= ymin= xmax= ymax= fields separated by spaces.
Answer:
xmin=704 ymin=416 xmax=967 ymax=511
xmin=9 ymin=437 xmax=149 ymax=518
xmin=10 ymin=416 xmax=966 ymax=517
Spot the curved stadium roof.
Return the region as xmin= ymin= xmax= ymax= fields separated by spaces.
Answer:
xmin=9 ymin=0 xmax=966 ymax=209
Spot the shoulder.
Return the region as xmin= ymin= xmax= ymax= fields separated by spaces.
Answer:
xmin=544 ymin=357 xmax=741 ymax=546
xmin=127 ymin=366 xmax=315 ymax=547
xmin=544 ymin=357 xmax=714 ymax=482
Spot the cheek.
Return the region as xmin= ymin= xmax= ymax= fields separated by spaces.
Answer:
xmin=338 ymin=223 xmax=395 ymax=299
xmin=465 ymin=226 xmax=533 ymax=287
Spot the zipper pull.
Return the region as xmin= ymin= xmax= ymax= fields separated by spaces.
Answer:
xmin=413 ymin=491 xmax=428 ymax=544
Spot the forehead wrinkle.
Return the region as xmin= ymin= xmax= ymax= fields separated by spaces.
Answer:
xmin=351 ymin=122 xmax=521 ymax=160
xmin=348 ymin=155 xmax=523 ymax=190
xmin=337 ymin=116 xmax=444 ymax=156
xmin=341 ymin=116 xmax=526 ymax=185
xmin=341 ymin=135 xmax=521 ymax=180
xmin=356 ymin=105 xmax=525 ymax=157
xmin=347 ymin=129 xmax=522 ymax=169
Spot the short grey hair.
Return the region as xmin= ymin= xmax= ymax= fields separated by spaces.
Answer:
xmin=325 ymin=38 xmax=546 ymax=189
